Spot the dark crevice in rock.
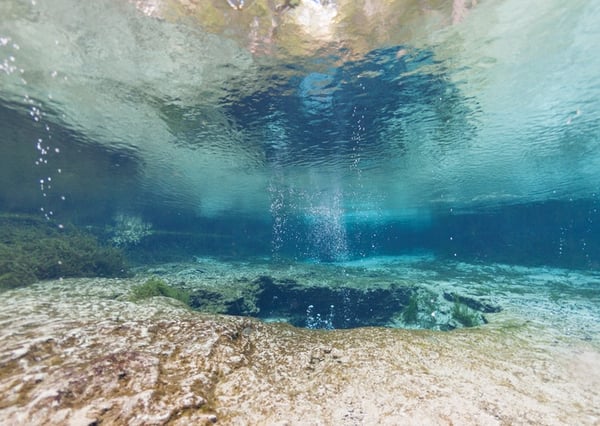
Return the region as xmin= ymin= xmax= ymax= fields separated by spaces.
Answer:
xmin=186 ymin=274 xmax=498 ymax=330
xmin=443 ymin=291 xmax=502 ymax=313
xmin=252 ymin=275 xmax=411 ymax=329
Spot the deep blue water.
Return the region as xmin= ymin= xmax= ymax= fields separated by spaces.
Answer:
xmin=1 ymin=0 xmax=600 ymax=271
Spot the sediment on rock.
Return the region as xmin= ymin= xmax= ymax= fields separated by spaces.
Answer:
xmin=0 ymin=278 xmax=598 ymax=425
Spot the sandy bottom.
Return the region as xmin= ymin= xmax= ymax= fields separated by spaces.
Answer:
xmin=1 ymin=271 xmax=599 ymax=425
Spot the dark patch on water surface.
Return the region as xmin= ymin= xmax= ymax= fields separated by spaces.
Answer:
xmin=223 ymin=47 xmax=476 ymax=169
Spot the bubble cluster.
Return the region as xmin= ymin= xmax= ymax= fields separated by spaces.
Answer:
xmin=1 ymin=28 xmax=67 ymax=228
xmin=305 ymin=304 xmax=335 ymax=330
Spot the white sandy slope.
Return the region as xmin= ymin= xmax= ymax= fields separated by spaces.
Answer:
xmin=0 ymin=274 xmax=599 ymax=425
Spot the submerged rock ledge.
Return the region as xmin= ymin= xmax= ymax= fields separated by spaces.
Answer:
xmin=1 ymin=276 xmax=599 ymax=425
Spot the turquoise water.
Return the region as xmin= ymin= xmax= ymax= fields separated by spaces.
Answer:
xmin=1 ymin=0 xmax=600 ymax=328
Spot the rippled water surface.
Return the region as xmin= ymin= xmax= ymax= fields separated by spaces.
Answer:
xmin=1 ymin=0 xmax=600 ymax=265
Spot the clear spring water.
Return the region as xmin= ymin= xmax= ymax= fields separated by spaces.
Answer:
xmin=1 ymin=0 xmax=600 ymax=325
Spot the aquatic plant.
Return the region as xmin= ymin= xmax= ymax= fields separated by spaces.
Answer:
xmin=451 ymin=297 xmax=479 ymax=327
xmin=130 ymin=277 xmax=190 ymax=306
xmin=402 ymin=294 xmax=419 ymax=324
xmin=0 ymin=214 xmax=129 ymax=289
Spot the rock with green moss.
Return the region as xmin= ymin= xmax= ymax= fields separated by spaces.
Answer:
xmin=130 ymin=277 xmax=190 ymax=306
xmin=0 ymin=214 xmax=129 ymax=290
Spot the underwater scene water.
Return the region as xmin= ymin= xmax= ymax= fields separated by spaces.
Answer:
xmin=2 ymin=0 xmax=600 ymax=424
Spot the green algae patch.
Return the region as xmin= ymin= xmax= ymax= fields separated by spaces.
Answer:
xmin=401 ymin=293 xmax=419 ymax=324
xmin=0 ymin=214 xmax=129 ymax=290
xmin=451 ymin=299 xmax=480 ymax=327
xmin=130 ymin=277 xmax=191 ymax=306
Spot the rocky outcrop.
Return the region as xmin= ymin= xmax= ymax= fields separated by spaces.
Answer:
xmin=0 ymin=277 xmax=599 ymax=425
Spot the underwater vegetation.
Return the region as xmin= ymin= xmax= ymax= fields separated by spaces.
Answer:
xmin=451 ymin=296 xmax=481 ymax=328
xmin=129 ymin=277 xmax=191 ymax=306
xmin=402 ymin=293 xmax=419 ymax=324
xmin=0 ymin=214 xmax=129 ymax=289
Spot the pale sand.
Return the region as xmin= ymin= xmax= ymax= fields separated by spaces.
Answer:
xmin=0 ymin=278 xmax=599 ymax=425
